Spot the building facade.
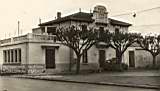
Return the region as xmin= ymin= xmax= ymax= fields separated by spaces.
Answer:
xmin=0 ymin=5 xmax=136 ymax=74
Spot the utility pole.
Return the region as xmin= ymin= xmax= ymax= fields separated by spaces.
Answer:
xmin=79 ymin=8 xmax=81 ymax=12
xmin=90 ymin=8 xmax=92 ymax=13
xmin=39 ymin=18 xmax=41 ymax=24
xmin=18 ymin=21 xmax=20 ymax=36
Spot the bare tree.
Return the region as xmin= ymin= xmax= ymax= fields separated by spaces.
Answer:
xmin=137 ymin=35 xmax=160 ymax=67
xmin=109 ymin=32 xmax=138 ymax=65
xmin=98 ymin=30 xmax=139 ymax=70
xmin=56 ymin=25 xmax=97 ymax=74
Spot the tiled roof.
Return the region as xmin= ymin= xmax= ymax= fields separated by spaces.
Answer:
xmin=39 ymin=12 xmax=131 ymax=27
xmin=39 ymin=12 xmax=93 ymax=26
xmin=130 ymin=42 xmax=140 ymax=47
xmin=109 ymin=18 xmax=132 ymax=26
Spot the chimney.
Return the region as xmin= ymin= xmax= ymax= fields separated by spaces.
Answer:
xmin=57 ymin=12 xmax=61 ymax=19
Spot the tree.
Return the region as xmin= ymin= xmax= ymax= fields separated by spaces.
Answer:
xmin=56 ymin=25 xmax=97 ymax=74
xmin=108 ymin=32 xmax=139 ymax=65
xmin=137 ymin=35 xmax=160 ymax=67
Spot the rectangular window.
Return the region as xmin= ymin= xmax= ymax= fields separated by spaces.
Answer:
xmin=47 ymin=27 xmax=57 ymax=35
xmin=99 ymin=27 xmax=105 ymax=41
xmin=115 ymin=28 xmax=120 ymax=34
xmin=19 ymin=49 xmax=21 ymax=63
xmin=82 ymin=49 xmax=88 ymax=63
xmin=11 ymin=50 xmax=14 ymax=62
xmin=3 ymin=48 xmax=21 ymax=64
xmin=8 ymin=50 xmax=10 ymax=63
xmin=15 ymin=50 xmax=17 ymax=62
xmin=99 ymin=27 xmax=104 ymax=37
xmin=3 ymin=50 xmax=7 ymax=63
xmin=82 ymin=25 xmax=87 ymax=31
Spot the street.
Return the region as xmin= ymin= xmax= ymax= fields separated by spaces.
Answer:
xmin=0 ymin=77 xmax=158 ymax=91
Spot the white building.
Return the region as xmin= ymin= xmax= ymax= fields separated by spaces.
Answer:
xmin=0 ymin=5 xmax=134 ymax=74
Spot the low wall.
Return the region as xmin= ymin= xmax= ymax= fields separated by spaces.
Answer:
xmin=0 ymin=64 xmax=45 ymax=74
xmin=0 ymin=63 xmax=99 ymax=74
xmin=0 ymin=64 xmax=26 ymax=74
xmin=27 ymin=64 xmax=45 ymax=74
xmin=71 ymin=63 xmax=99 ymax=71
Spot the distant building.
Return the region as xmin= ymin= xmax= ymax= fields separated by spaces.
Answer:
xmin=0 ymin=5 xmax=134 ymax=74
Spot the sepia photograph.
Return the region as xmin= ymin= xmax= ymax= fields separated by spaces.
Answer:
xmin=0 ymin=0 xmax=160 ymax=91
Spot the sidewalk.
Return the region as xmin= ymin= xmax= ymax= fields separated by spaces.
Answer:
xmin=12 ymin=70 xmax=160 ymax=89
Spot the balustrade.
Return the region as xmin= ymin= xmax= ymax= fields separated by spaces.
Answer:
xmin=0 ymin=33 xmax=57 ymax=45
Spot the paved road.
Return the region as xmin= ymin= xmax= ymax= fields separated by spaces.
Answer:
xmin=0 ymin=77 xmax=158 ymax=91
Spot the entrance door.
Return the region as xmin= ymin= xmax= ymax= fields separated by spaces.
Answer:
xmin=45 ymin=49 xmax=55 ymax=68
xmin=99 ymin=50 xmax=106 ymax=68
xmin=129 ymin=51 xmax=135 ymax=67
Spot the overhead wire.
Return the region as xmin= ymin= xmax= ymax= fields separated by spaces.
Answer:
xmin=133 ymin=24 xmax=160 ymax=27
xmin=111 ymin=6 xmax=160 ymax=28
xmin=112 ymin=6 xmax=160 ymax=17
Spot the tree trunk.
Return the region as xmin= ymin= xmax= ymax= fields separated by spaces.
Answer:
xmin=76 ymin=55 xmax=81 ymax=74
xmin=25 ymin=64 xmax=28 ymax=74
xmin=116 ymin=50 xmax=123 ymax=71
xmin=117 ymin=56 xmax=122 ymax=64
xmin=69 ymin=58 xmax=72 ymax=72
xmin=152 ymin=55 xmax=156 ymax=67
xmin=116 ymin=50 xmax=122 ymax=64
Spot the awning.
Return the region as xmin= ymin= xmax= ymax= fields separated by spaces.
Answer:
xmin=41 ymin=45 xmax=59 ymax=49
xmin=95 ymin=42 xmax=109 ymax=48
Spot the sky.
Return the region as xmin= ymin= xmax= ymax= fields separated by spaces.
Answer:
xmin=1 ymin=0 xmax=160 ymax=38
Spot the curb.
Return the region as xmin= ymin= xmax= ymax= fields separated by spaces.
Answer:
xmin=15 ymin=76 xmax=160 ymax=90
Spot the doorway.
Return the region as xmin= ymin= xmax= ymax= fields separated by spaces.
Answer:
xmin=45 ymin=49 xmax=55 ymax=68
xmin=129 ymin=51 xmax=135 ymax=67
xmin=99 ymin=50 xmax=106 ymax=68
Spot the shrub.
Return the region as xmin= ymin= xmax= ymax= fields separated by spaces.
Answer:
xmin=103 ymin=58 xmax=128 ymax=71
xmin=121 ymin=63 xmax=128 ymax=70
xmin=103 ymin=63 xmax=128 ymax=71
xmin=145 ymin=64 xmax=160 ymax=70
